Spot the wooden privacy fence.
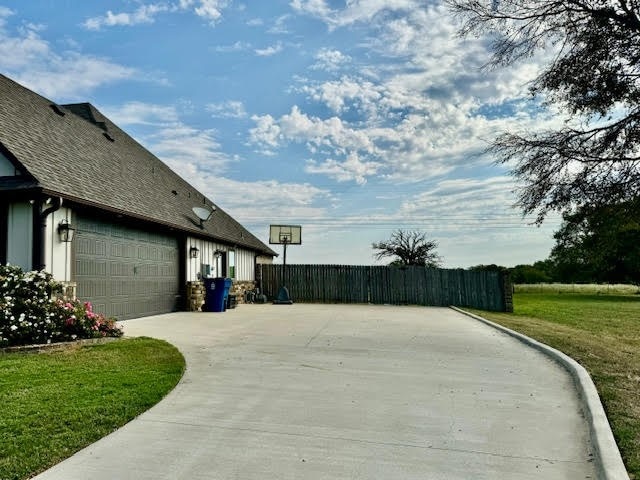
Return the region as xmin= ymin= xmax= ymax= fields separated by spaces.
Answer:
xmin=257 ymin=264 xmax=513 ymax=312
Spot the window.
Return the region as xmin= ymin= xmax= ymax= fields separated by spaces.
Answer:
xmin=228 ymin=250 xmax=235 ymax=278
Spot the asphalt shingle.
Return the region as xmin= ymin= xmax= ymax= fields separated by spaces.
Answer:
xmin=0 ymin=74 xmax=275 ymax=256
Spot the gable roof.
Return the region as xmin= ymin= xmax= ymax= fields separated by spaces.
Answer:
xmin=0 ymin=74 xmax=275 ymax=257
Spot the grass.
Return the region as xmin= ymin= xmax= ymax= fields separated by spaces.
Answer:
xmin=515 ymin=283 xmax=640 ymax=295
xmin=468 ymin=292 xmax=640 ymax=479
xmin=0 ymin=337 xmax=185 ymax=480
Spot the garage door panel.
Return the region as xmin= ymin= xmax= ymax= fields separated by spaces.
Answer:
xmin=75 ymin=215 xmax=180 ymax=320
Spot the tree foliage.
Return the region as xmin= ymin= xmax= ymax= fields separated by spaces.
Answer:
xmin=372 ymin=229 xmax=442 ymax=267
xmin=550 ymin=200 xmax=640 ymax=284
xmin=448 ymin=0 xmax=640 ymax=222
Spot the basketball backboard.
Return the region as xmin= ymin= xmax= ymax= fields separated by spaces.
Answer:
xmin=269 ymin=225 xmax=302 ymax=245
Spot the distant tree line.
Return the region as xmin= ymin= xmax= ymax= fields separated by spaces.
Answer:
xmin=471 ymin=200 xmax=640 ymax=285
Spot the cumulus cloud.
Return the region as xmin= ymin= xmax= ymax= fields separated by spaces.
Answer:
xmin=305 ymin=152 xmax=381 ymax=184
xmin=267 ymin=15 xmax=291 ymax=34
xmin=290 ymin=0 xmax=334 ymax=19
xmin=101 ymin=102 xmax=180 ymax=126
xmin=255 ymin=43 xmax=283 ymax=56
xmin=248 ymin=3 xmax=558 ymax=186
xmin=206 ymin=100 xmax=247 ymax=118
xmin=212 ymin=41 xmax=250 ymax=53
xmin=83 ymin=0 xmax=229 ymax=30
xmin=310 ymin=48 xmax=352 ymax=73
xmin=0 ymin=20 xmax=135 ymax=100
xmin=292 ymin=0 xmax=420 ymax=29
xmin=83 ymin=4 xmax=171 ymax=30
xmin=151 ymin=124 xmax=230 ymax=173
xmin=191 ymin=0 xmax=228 ymax=23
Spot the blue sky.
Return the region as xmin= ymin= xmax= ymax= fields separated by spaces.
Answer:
xmin=0 ymin=0 xmax=562 ymax=267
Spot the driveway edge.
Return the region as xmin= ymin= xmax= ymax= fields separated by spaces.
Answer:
xmin=451 ymin=306 xmax=629 ymax=480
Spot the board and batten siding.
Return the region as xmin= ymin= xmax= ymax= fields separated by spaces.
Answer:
xmin=186 ymin=237 xmax=256 ymax=282
xmin=44 ymin=207 xmax=73 ymax=282
xmin=6 ymin=202 xmax=32 ymax=271
xmin=4 ymin=201 xmax=72 ymax=281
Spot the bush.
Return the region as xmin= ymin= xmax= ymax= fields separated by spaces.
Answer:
xmin=0 ymin=265 xmax=122 ymax=347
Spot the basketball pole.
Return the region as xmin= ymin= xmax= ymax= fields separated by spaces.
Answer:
xmin=282 ymin=238 xmax=288 ymax=288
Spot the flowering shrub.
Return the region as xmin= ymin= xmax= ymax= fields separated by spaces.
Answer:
xmin=48 ymin=299 xmax=122 ymax=341
xmin=0 ymin=265 xmax=122 ymax=347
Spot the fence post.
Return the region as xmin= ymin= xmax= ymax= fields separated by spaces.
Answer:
xmin=502 ymin=272 xmax=514 ymax=312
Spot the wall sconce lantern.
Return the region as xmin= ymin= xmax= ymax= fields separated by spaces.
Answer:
xmin=57 ymin=220 xmax=75 ymax=243
xmin=189 ymin=246 xmax=200 ymax=258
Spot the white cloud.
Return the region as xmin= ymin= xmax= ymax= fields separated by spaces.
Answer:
xmin=255 ymin=43 xmax=283 ymax=56
xmin=212 ymin=41 xmax=250 ymax=52
xmin=101 ymin=102 xmax=180 ymax=126
xmin=193 ymin=0 xmax=227 ymax=23
xmin=267 ymin=14 xmax=291 ymax=34
xmin=151 ymin=124 xmax=230 ymax=172
xmin=305 ymin=152 xmax=381 ymax=184
xmin=301 ymin=76 xmax=381 ymax=114
xmin=290 ymin=0 xmax=333 ymax=19
xmin=310 ymin=48 xmax=351 ymax=73
xmin=83 ymin=0 xmax=229 ymax=30
xmin=83 ymin=4 xmax=171 ymax=30
xmin=292 ymin=0 xmax=419 ymax=29
xmin=0 ymin=20 xmax=135 ymax=99
xmin=206 ymin=100 xmax=247 ymax=118
xmin=0 ymin=6 xmax=14 ymax=24
xmin=249 ymin=113 xmax=281 ymax=148
xmin=248 ymin=3 xmax=559 ymax=186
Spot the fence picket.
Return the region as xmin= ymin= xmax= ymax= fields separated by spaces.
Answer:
xmin=257 ymin=264 xmax=509 ymax=311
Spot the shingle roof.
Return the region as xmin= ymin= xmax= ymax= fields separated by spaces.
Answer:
xmin=0 ymin=74 xmax=275 ymax=256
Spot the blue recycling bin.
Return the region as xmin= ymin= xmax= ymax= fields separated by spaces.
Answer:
xmin=204 ymin=277 xmax=228 ymax=312
xmin=223 ymin=278 xmax=232 ymax=306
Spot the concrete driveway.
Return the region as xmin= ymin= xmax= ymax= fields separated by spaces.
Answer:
xmin=34 ymin=305 xmax=596 ymax=479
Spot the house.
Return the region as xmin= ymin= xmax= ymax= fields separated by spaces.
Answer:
xmin=0 ymin=74 xmax=275 ymax=319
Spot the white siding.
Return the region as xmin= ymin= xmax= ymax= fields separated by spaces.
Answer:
xmin=0 ymin=151 xmax=16 ymax=176
xmin=235 ymin=247 xmax=255 ymax=280
xmin=185 ymin=237 xmax=257 ymax=282
xmin=7 ymin=202 xmax=32 ymax=270
xmin=44 ymin=207 xmax=73 ymax=282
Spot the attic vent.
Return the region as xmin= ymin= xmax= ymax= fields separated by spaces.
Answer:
xmin=50 ymin=104 xmax=66 ymax=116
xmin=103 ymin=132 xmax=115 ymax=142
xmin=172 ymin=190 xmax=178 ymax=196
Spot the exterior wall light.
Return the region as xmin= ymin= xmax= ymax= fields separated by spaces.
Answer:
xmin=189 ymin=246 xmax=200 ymax=258
xmin=57 ymin=220 xmax=75 ymax=242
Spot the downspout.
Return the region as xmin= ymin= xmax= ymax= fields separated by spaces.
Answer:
xmin=33 ymin=197 xmax=62 ymax=271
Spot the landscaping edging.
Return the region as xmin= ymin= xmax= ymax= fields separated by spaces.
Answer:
xmin=451 ymin=306 xmax=630 ymax=480
xmin=0 ymin=337 xmax=121 ymax=354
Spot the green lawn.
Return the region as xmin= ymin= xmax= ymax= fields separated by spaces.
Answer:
xmin=469 ymin=292 xmax=640 ymax=479
xmin=0 ymin=337 xmax=185 ymax=480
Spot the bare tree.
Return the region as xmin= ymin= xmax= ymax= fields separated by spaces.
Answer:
xmin=447 ymin=0 xmax=640 ymax=223
xmin=372 ymin=230 xmax=442 ymax=267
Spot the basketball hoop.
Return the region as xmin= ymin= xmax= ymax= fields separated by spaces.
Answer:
xmin=269 ymin=225 xmax=301 ymax=305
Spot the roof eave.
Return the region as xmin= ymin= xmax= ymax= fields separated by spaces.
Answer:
xmin=41 ymin=189 xmax=275 ymax=256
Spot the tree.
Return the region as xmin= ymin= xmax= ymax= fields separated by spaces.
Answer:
xmin=549 ymin=200 xmax=640 ymax=284
xmin=510 ymin=262 xmax=553 ymax=284
xmin=372 ymin=230 xmax=442 ymax=267
xmin=448 ymin=0 xmax=640 ymax=223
